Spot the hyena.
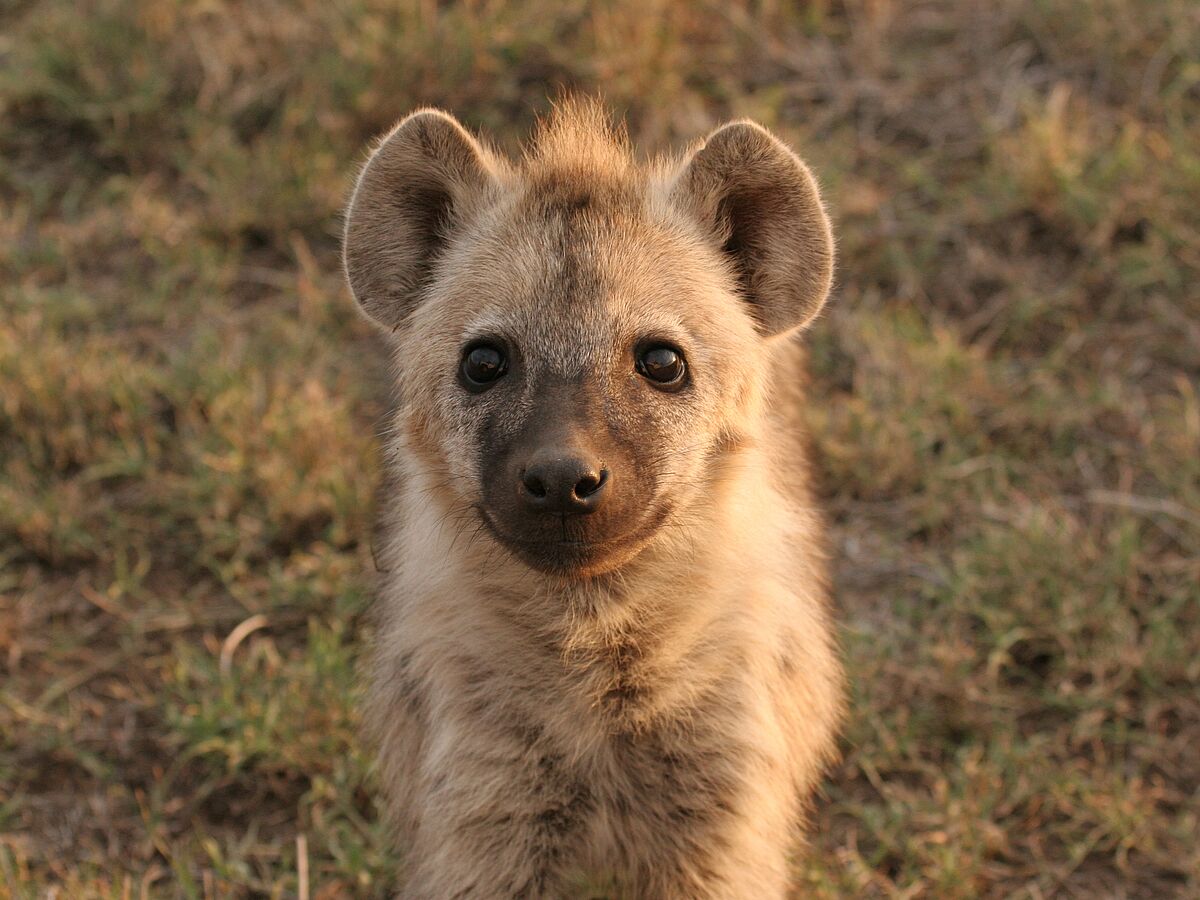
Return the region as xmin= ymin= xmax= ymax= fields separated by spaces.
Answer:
xmin=343 ymin=100 xmax=844 ymax=899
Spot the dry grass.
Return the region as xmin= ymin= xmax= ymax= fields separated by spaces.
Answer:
xmin=1 ymin=0 xmax=1198 ymax=896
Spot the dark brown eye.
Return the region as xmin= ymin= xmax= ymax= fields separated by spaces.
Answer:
xmin=636 ymin=345 xmax=686 ymax=388
xmin=460 ymin=343 xmax=507 ymax=390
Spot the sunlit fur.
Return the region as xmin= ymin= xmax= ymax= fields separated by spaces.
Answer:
xmin=345 ymin=99 xmax=844 ymax=898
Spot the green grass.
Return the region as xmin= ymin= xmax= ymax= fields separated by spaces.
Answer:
xmin=1 ymin=0 xmax=1197 ymax=896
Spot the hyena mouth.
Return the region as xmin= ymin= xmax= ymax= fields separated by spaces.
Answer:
xmin=474 ymin=506 xmax=660 ymax=576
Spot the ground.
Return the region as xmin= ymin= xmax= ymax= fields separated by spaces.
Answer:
xmin=1 ymin=0 xmax=1198 ymax=897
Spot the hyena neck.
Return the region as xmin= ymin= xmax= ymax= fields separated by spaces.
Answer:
xmin=390 ymin=441 xmax=802 ymax=731
xmin=541 ymin=444 xmax=793 ymax=727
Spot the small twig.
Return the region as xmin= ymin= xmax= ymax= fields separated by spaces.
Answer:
xmin=34 ymin=651 xmax=126 ymax=709
xmin=370 ymin=538 xmax=391 ymax=574
xmin=0 ymin=691 xmax=69 ymax=728
xmin=1085 ymin=490 xmax=1200 ymax=530
xmin=79 ymin=583 xmax=133 ymax=622
xmin=297 ymin=833 xmax=310 ymax=900
xmin=219 ymin=614 xmax=269 ymax=678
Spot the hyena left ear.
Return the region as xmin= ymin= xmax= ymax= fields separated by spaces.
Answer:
xmin=672 ymin=121 xmax=834 ymax=336
xmin=344 ymin=109 xmax=498 ymax=331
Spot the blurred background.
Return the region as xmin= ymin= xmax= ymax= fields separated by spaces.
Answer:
xmin=1 ymin=0 xmax=1198 ymax=896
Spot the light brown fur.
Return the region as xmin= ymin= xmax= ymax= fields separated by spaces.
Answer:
xmin=344 ymin=100 xmax=844 ymax=898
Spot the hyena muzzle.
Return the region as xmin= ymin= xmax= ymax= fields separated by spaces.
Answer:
xmin=343 ymin=100 xmax=844 ymax=899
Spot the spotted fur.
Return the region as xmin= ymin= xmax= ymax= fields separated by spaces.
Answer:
xmin=344 ymin=99 xmax=844 ymax=898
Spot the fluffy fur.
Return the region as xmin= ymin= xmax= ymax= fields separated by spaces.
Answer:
xmin=344 ymin=100 xmax=844 ymax=898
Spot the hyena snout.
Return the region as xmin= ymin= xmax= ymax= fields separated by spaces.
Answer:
xmin=481 ymin=410 xmax=654 ymax=574
xmin=519 ymin=448 xmax=610 ymax=515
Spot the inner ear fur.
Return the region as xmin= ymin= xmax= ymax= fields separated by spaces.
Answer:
xmin=672 ymin=121 xmax=834 ymax=336
xmin=343 ymin=109 xmax=497 ymax=331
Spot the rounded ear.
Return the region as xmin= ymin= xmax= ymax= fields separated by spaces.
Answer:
xmin=671 ymin=121 xmax=834 ymax=336
xmin=343 ymin=110 xmax=497 ymax=331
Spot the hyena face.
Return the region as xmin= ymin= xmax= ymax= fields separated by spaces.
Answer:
xmin=344 ymin=103 xmax=833 ymax=577
xmin=401 ymin=194 xmax=762 ymax=576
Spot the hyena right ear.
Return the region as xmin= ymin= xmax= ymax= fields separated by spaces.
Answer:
xmin=672 ymin=121 xmax=834 ymax=337
xmin=343 ymin=110 xmax=497 ymax=331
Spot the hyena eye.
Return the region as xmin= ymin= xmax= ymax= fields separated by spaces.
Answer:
xmin=460 ymin=342 xmax=508 ymax=391
xmin=636 ymin=344 xmax=686 ymax=390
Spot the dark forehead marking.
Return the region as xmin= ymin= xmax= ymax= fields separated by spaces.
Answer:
xmin=524 ymin=166 xmax=643 ymax=220
xmin=543 ymin=206 xmax=604 ymax=313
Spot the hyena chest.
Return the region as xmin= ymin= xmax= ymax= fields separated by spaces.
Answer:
xmin=534 ymin=678 xmax=755 ymax=872
xmin=538 ymin=719 xmax=751 ymax=897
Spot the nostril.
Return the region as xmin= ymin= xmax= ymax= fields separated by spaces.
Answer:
xmin=522 ymin=469 xmax=548 ymax=499
xmin=574 ymin=469 xmax=608 ymax=499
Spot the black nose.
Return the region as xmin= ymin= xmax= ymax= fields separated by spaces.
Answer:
xmin=520 ymin=452 xmax=609 ymax=514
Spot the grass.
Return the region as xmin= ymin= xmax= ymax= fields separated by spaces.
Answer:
xmin=1 ymin=0 xmax=1197 ymax=896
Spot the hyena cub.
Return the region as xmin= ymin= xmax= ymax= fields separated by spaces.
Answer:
xmin=343 ymin=101 xmax=844 ymax=899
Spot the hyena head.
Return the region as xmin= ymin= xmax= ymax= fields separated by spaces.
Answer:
xmin=344 ymin=101 xmax=833 ymax=578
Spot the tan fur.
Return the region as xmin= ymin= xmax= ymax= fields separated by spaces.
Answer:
xmin=344 ymin=99 xmax=844 ymax=898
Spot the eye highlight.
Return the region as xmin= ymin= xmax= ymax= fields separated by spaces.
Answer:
xmin=460 ymin=341 xmax=508 ymax=391
xmin=636 ymin=344 xmax=687 ymax=390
